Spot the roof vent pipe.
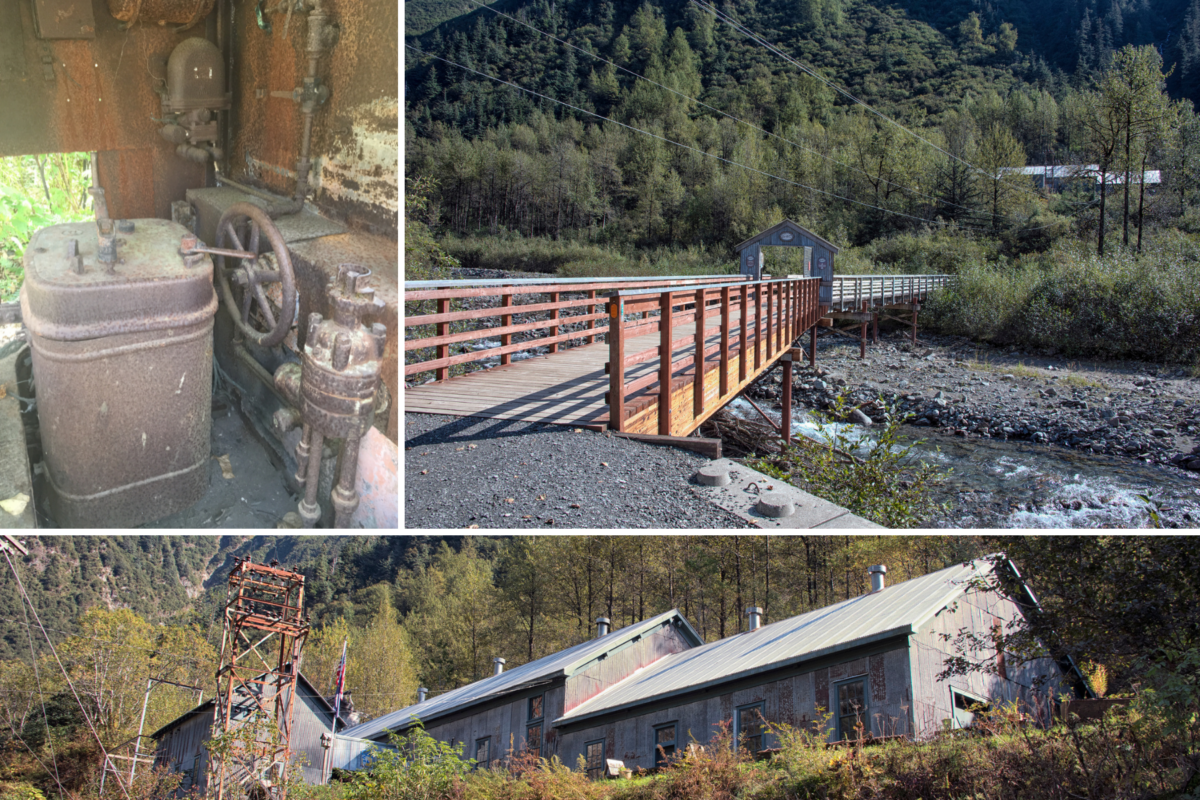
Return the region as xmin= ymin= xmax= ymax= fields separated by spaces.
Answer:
xmin=417 ymin=687 xmax=428 ymax=703
xmin=493 ymin=657 xmax=506 ymax=676
xmin=869 ymin=565 xmax=887 ymax=593
xmin=595 ymin=617 xmax=611 ymax=638
xmin=746 ymin=606 xmax=763 ymax=631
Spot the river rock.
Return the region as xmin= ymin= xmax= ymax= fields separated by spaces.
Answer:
xmin=849 ymin=408 xmax=873 ymax=426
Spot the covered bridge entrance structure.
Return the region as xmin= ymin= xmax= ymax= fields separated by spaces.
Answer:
xmin=736 ymin=220 xmax=838 ymax=304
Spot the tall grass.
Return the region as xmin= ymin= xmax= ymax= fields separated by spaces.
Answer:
xmin=924 ymin=234 xmax=1200 ymax=364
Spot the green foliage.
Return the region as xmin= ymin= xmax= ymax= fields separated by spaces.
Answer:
xmin=925 ymin=235 xmax=1200 ymax=363
xmin=747 ymin=393 xmax=952 ymax=528
xmin=349 ymin=723 xmax=473 ymax=800
xmin=0 ymin=154 xmax=93 ymax=301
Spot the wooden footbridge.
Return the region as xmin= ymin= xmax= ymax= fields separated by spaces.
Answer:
xmin=404 ymin=272 xmax=951 ymax=442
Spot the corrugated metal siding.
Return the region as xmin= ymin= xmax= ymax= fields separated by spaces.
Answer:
xmin=559 ymin=560 xmax=989 ymax=724
xmin=154 ymin=710 xmax=212 ymax=796
xmin=556 ymin=645 xmax=912 ymax=772
xmin=329 ymin=734 xmax=383 ymax=772
xmin=292 ymin=683 xmax=337 ymax=785
xmin=345 ymin=610 xmax=701 ymax=741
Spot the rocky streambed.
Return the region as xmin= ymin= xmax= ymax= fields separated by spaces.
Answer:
xmin=743 ymin=329 xmax=1200 ymax=527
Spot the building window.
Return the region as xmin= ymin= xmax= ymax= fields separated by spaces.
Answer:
xmin=952 ymin=689 xmax=990 ymax=729
xmin=653 ymin=722 xmax=677 ymax=767
xmin=835 ymin=678 xmax=868 ymax=741
xmin=526 ymin=723 xmax=542 ymax=759
xmin=584 ymin=739 xmax=605 ymax=780
xmin=735 ymin=702 xmax=766 ymax=754
xmin=528 ymin=694 xmax=544 ymax=722
xmin=475 ymin=737 xmax=491 ymax=770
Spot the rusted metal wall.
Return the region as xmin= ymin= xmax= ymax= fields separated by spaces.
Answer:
xmin=227 ymin=0 xmax=398 ymax=236
xmin=908 ymin=587 xmax=1067 ymax=735
xmin=0 ymin=0 xmax=208 ymax=219
xmin=555 ymin=645 xmax=912 ymax=772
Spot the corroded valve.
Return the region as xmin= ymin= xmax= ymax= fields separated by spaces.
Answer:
xmin=273 ymin=264 xmax=386 ymax=528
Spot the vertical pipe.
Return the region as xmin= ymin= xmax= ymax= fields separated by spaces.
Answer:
xmin=300 ymin=430 xmax=325 ymax=527
xmin=658 ymin=292 xmax=674 ymax=435
xmin=608 ymin=298 xmax=625 ymax=431
xmin=912 ymin=304 xmax=919 ymax=345
xmin=332 ymin=434 xmax=361 ymax=528
xmin=809 ymin=324 xmax=816 ymax=368
xmin=131 ymin=678 xmax=153 ymax=784
xmin=693 ymin=288 xmax=705 ymax=420
xmin=436 ymin=297 xmax=450 ymax=382
xmin=739 ymin=284 xmax=748 ymax=383
xmin=500 ymin=287 xmax=513 ymax=366
xmin=294 ymin=423 xmax=313 ymax=487
xmin=720 ymin=286 xmax=730 ymax=398
xmin=548 ymin=291 xmax=560 ymax=354
xmin=781 ymin=356 xmax=792 ymax=451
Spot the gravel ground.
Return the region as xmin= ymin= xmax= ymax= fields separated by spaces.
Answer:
xmin=748 ymin=329 xmax=1200 ymax=470
xmin=404 ymin=413 xmax=751 ymax=529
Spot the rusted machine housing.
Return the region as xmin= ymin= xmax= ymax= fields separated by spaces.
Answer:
xmin=274 ymin=265 xmax=385 ymax=527
xmin=20 ymin=218 xmax=217 ymax=527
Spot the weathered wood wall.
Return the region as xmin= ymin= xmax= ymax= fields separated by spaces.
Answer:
xmin=909 ymin=587 xmax=1067 ymax=735
xmin=556 ymin=645 xmax=912 ymax=772
xmin=422 ymin=683 xmax=567 ymax=763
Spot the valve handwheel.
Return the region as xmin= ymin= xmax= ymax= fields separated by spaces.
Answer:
xmin=213 ymin=202 xmax=297 ymax=347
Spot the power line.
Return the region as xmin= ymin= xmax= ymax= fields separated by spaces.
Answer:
xmin=458 ymin=0 xmax=993 ymax=220
xmin=17 ymin=578 xmax=65 ymax=800
xmin=407 ymin=45 xmax=998 ymax=232
xmin=690 ymin=0 xmax=1048 ymax=205
xmin=2 ymin=549 xmax=132 ymax=800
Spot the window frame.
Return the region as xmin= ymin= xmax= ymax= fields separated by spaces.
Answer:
xmin=474 ymin=736 xmax=492 ymax=770
xmin=734 ymin=701 xmax=766 ymax=754
xmin=584 ymin=738 xmax=606 ymax=780
xmin=951 ymin=688 xmax=991 ymax=729
xmin=527 ymin=693 xmax=545 ymax=723
xmin=653 ymin=721 xmax=678 ymax=768
xmin=834 ymin=676 xmax=869 ymax=742
xmin=525 ymin=722 xmax=542 ymax=759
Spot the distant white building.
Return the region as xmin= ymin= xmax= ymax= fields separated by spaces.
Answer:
xmin=1002 ymin=165 xmax=1161 ymax=192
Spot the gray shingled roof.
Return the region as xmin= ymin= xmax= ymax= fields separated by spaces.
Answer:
xmin=556 ymin=559 xmax=996 ymax=725
xmin=343 ymin=609 xmax=703 ymax=741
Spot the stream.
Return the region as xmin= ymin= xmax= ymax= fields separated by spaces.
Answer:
xmin=726 ymin=398 xmax=1200 ymax=529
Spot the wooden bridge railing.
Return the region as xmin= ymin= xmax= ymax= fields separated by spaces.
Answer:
xmin=828 ymin=274 xmax=953 ymax=311
xmin=404 ymin=274 xmax=748 ymax=381
xmin=607 ymin=277 xmax=823 ymax=435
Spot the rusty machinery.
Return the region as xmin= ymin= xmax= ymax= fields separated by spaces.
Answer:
xmin=211 ymin=558 xmax=310 ymax=800
xmin=20 ymin=188 xmax=217 ymax=528
xmin=190 ymin=205 xmax=386 ymax=527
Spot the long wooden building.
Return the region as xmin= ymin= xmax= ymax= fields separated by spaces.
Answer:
xmin=339 ymin=558 xmax=1089 ymax=776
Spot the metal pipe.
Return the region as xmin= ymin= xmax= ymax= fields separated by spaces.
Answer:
xmin=232 ymin=339 xmax=293 ymax=405
xmin=331 ymin=434 xmax=360 ymax=528
xmin=299 ymin=429 xmax=324 ymax=527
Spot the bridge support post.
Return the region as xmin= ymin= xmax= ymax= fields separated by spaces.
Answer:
xmin=809 ymin=325 xmax=816 ymax=367
xmin=872 ymin=307 xmax=879 ymax=343
xmin=911 ymin=302 xmax=920 ymax=345
xmin=860 ymin=301 xmax=868 ymax=360
xmin=781 ymin=353 xmax=793 ymax=451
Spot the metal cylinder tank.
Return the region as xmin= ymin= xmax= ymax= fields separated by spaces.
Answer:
xmin=19 ymin=218 xmax=217 ymax=528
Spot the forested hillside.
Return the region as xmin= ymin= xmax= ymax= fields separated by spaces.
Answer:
xmin=4 ymin=536 xmax=1200 ymax=798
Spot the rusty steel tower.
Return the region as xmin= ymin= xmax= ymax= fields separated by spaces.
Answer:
xmin=210 ymin=558 xmax=310 ymax=800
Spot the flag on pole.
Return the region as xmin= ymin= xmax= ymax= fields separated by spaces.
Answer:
xmin=332 ymin=638 xmax=348 ymax=723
